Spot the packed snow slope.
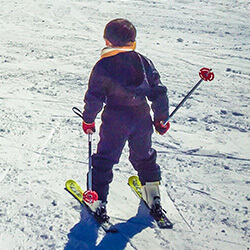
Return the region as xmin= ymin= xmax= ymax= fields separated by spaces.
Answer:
xmin=0 ymin=0 xmax=249 ymax=249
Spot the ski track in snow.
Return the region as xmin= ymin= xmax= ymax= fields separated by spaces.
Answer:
xmin=0 ymin=0 xmax=249 ymax=249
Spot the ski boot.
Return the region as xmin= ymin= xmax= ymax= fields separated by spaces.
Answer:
xmin=89 ymin=200 xmax=109 ymax=223
xmin=142 ymin=181 xmax=173 ymax=228
xmin=142 ymin=181 xmax=165 ymax=218
xmin=150 ymin=196 xmax=166 ymax=220
xmin=95 ymin=202 xmax=110 ymax=222
xmin=141 ymin=181 xmax=161 ymax=208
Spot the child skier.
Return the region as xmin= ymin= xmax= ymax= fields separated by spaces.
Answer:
xmin=81 ymin=18 xmax=170 ymax=221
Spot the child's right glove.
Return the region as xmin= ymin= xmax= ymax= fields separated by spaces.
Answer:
xmin=82 ymin=120 xmax=96 ymax=134
xmin=154 ymin=121 xmax=170 ymax=135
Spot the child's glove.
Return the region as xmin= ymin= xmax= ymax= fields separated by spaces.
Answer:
xmin=82 ymin=121 xmax=96 ymax=134
xmin=154 ymin=121 xmax=170 ymax=135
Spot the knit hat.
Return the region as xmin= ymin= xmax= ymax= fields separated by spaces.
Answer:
xmin=103 ymin=18 xmax=136 ymax=46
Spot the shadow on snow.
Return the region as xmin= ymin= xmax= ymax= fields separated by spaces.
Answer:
xmin=64 ymin=200 xmax=154 ymax=250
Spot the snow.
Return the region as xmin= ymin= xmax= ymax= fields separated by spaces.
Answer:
xmin=0 ymin=0 xmax=249 ymax=249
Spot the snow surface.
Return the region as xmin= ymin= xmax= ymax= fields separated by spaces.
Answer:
xmin=0 ymin=0 xmax=249 ymax=249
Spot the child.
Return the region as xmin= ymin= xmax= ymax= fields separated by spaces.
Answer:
xmin=81 ymin=18 xmax=170 ymax=221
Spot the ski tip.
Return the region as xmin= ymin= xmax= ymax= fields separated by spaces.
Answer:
xmin=128 ymin=175 xmax=140 ymax=185
xmin=128 ymin=175 xmax=138 ymax=181
xmin=65 ymin=179 xmax=75 ymax=188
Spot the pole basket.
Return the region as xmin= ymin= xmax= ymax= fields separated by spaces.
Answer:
xmin=199 ymin=68 xmax=214 ymax=81
xmin=83 ymin=190 xmax=98 ymax=204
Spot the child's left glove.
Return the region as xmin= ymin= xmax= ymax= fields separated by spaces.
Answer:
xmin=82 ymin=120 xmax=96 ymax=134
xmin=154 ymin=121 xmax=170 ymax=135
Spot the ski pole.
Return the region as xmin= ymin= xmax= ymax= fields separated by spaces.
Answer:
xmin=88 ymin=133 xmax=93 ymax=191
xmin=82 ymin=133 xmax=98 ymax=204
xmin=164 ymin=67 xmax=214 ymax=125
xmin=72 ymin=107 xmax=98 ymax=203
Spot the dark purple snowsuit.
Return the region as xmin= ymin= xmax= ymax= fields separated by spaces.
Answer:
xmin=82 ymin=51 xmax=169 ymax=202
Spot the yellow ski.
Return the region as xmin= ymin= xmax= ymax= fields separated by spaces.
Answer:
xmin=128 ymin=175 xmax=143 ymax=199
xmin=65 ymin=179 xmax=84 ymax=204
xmin=128 ymin=175 xmax=173 ymax=229
xmin=65 ymin=179 xmax=118 ymax=233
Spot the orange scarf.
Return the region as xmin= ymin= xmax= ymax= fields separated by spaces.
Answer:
xmin=100 ymin=41 xmax=136 ymax=59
